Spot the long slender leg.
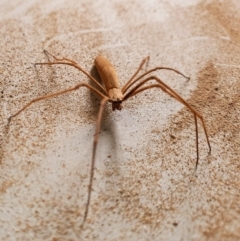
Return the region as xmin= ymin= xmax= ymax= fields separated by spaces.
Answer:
xmin=8 ymin=83 xmax=108 ymax=125
xmin=35 ymin=50 xmax=107 ymax=95
xmin=122 ymin=66 xmax=190 ymax=94
xmin=43 ymin=50 xmax=87 ymax=67
xmin=123 ymin=77 xmax=211 ymax=168
xmin=82 ymin=97 xmax=109 ymax=226
xmin=121 ymin=56 xmax=149 ymax=93
xmin=194 ymin=114 xmax=199 ymax=170
xmin=126 ymin=78 xmax=211 ymax=153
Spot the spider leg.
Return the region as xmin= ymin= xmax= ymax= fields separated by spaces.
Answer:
xmin=122 ymin=65 xmax=190 ymax=94
xmin=123 ymin=76 xmax=211 ymax=169
xmin=8 ymin=83 xmax=107 ymax=126
xmin=35 ymin=50 xmax=107 ymax=95
xmin=82 ymin=97 xmax=109 ymax=226
xmin=43 ymin=50 xmax=80 ymax=65
xmin=121 ymin=56 xmax=150 ymax=93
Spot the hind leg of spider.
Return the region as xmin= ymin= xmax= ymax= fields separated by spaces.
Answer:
xmin=122 ymin=65 xmax=190 ymax=94
xmin=81 ymin=97 xmax=109 ymax=227
xmin=42 ymin=50 xmax=80 ymax=65
xmin=8 ymin=83 xmax=107 ymax=126
xmin=123 ymin=76 xmax=211 ymax=169
xmin=35 ymin=51 xmax=107 ymax=95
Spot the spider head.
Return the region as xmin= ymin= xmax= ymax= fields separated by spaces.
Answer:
xmin=112 ymin=101 xmax=123 ymax=111
xmin=108 ymin=88 xmax=123 ymax=111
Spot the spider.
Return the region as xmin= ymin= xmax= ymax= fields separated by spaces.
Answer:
xmin=8 ymin=50 xmax=211 ymax=225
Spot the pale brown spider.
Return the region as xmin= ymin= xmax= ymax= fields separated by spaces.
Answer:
xmin=8 ymin=50 xmax=211 ymax=225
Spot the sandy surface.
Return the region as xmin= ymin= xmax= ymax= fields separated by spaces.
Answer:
xmin=0 ymin=0 xmax=240 ymax=240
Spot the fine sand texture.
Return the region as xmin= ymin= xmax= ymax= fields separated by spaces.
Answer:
xmin=1 ymin=0 xmax=240 ymax=240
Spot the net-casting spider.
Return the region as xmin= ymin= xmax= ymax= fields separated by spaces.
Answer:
xmin=8 ymin=50 xmax=211 ymax=226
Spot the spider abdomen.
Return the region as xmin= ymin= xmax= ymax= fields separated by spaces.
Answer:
xmin=94 ymin=55 xmax=120 ymax=91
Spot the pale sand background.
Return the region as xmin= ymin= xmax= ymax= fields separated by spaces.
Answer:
xmin=0 ymin=0 xmax=240 ymax=240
